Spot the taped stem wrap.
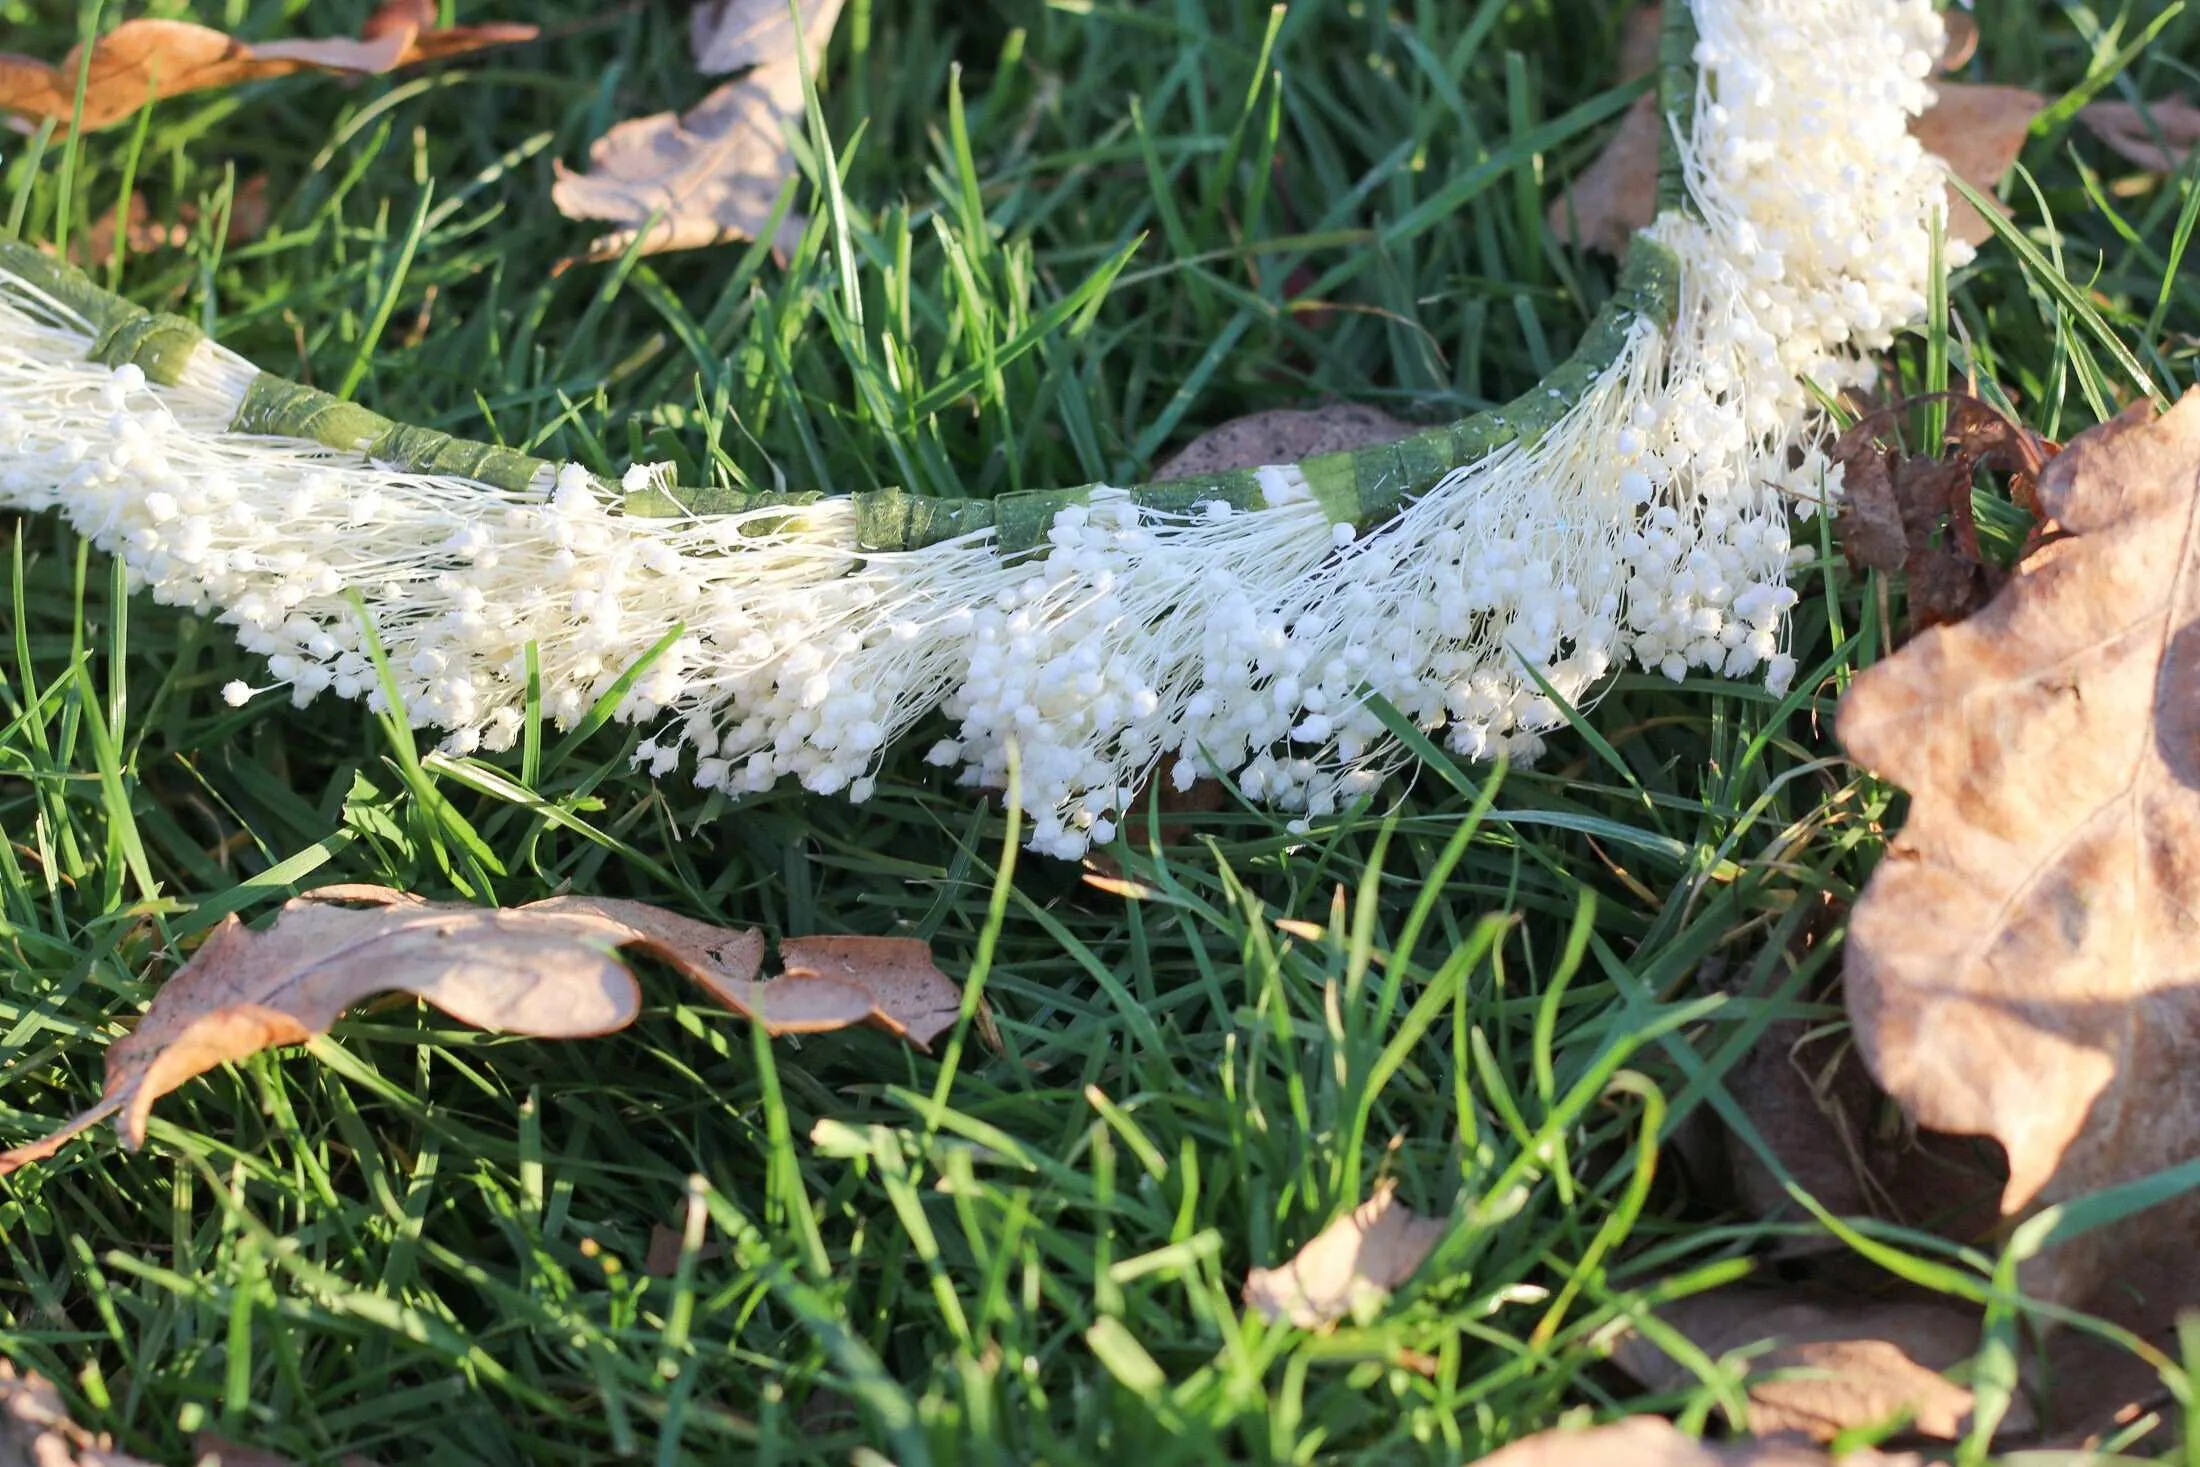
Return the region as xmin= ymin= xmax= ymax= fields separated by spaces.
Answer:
xmin=233 ymin=376 xmax=553 ymax=493
xmin=0 ymin=238 xmax=207 ymax=385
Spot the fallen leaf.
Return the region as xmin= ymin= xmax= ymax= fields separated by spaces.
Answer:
xmin=1612 ymin=1287 xmax=2021 ymax=1441
xmin=1911 ymin=82 xmax=2046 ymax=246
xmin=1830 ymin=426 xmax=1909 ymax=576
xmin=0 ymin=11 xmax=534 ymax=133
xmin=0 ymin=1362 xmax=159 ymax=1467
xmin=2079 ymin=97 xmax=2200 ymax=175
xmin=1717 ymin=994 xmax=2006 ymax=1248
xmin=1477 ymin=1417 xmax=1921 ymax=1467
xmin=690 ymin=0 xmax=826 ymax=76
xmin=1150 ymin=402 xmax=1416 ymax=482
xmin=552 ymin=0 xmax=844 ymax=264
xmin=1242 ymin=1181 xmax=1446 ymax=1329
xmin=643 ymin=1223 xmax=725 ymax=1278
xmin=70 ymin=174 xmax=270 ymax=270
xmin=773 ymin=934 xmax=964 ymax=1045
xmin=1839 ymin=388 xmax=2200 ymax=1312
xmin=190 ymin=1430 xmax=380 ymax=1467
xmin=1830 ymin=395 xmax=2044 ymax=636
xmin=0 ymin=885 xmax=961 ymax=1174
xmin=1547 ymin=6 xmax=1664 ymax=256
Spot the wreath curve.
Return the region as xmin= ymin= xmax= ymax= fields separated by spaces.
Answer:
xmin=0 ymin=0 xmax=1956 ymax=856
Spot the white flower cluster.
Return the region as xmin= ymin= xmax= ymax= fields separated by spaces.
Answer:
xmin=0 ymin=0 xmax=1953 ymax=857
xmin=0 ymin=304 xmax=1013 ymax=801
xmin=940 ymin=489 xmax=1338 ymax=856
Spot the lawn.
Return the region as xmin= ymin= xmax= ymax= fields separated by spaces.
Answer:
xmin=2 ymin=0 xmax=2198 ymax=1463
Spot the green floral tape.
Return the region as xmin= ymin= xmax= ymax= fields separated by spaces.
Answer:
xmin=1657 ymin=1 xmax=1700 ymax=215
xmin=619 ymin=230 xmax=1677 ymax=556
xmin=971 ymin=235 xmax=1680 ymax=554
xmin=0 ymin=238 xmax=207 ymax=386
xmin=233 ymin=376 xmax=551 ymax=493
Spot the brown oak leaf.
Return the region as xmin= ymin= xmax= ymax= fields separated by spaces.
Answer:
xmin=0 ymin=1362 xmax=159 ymax=1467
xmin=2079 ymin=97 xmax=2200 ymax=176
xmin=1242 ymin=1181 xmax=1446 ymax=1329
xmin=1830 ymin=396 xmax=2055 ymax=636
xmin=1612 ymin=1287 xmax=2025 ymax=1441
xmin=552 ymin=0 xmax=843 ymax=264
xmin=1151 ymin=402 xmax=1415 ymax=483
xmin=0 ymin=885 xmax=960 ymax=1174
xmin=1910 ymin=82 xmax=2045 ymax=246
xmin=1547 ymin=7 xmax=1665 ymax=257
xmin=0 ymin=6 xmax=534 ymax=134
xmin=1477 ymin=1417 xmax=1921 ymax=1467
xmin=1840 ymin=388 xmax=2200 ymax=1312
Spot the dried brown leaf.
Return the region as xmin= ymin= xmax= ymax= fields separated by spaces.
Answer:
xmin=1478 ymin=1417 xmax=1921 ymax=1467
xmin=1831 ymin=429 xmax=1908 ymax=574
xmin=1546 ymin=7 xmax=1662 ymax=257
xmin=552 ymin=0 xmax=843 ymax=264
xmin=1548 ymin=93 xmax=1663 ymax=257
xmin=2079 ymin=97 xmax=2200 ymax=175
xmin=1912 ymin=82 xmax=2046 ymax=247
xmin=1613 ymin=1287 xmax=2018 ymax=1441
xmin=1242 ymin=1182 xmax=1445 ymax=1329
xmin=0 ymin=1362 xmax=159 ymax=1467
xmin=70 ymin=173 xmax=269 ymax=270
xmin=643 ymin=1223 xmax=725 ymax=1278
xmin=691 ymin=0 xmax=837 ymax=76
xmin=0 ymin=886 xmax=960 ymax=1174
xmin=774 ymin=934 xmax=963 ymax=1045
xmin=1151 ymin=402 xmax=1416 ymax=482
xmin=189 ymin=1430 xmax=380 ymax=1467
xmin=0 ymin=12 xmax=534 ymax=133
xmin=1840 ymin=388 xmax=2200 ymax=1312
xmin=1831 ymin=398 xmax=2033 ymax=636
xmin=1939 ymin=11 xmax=1980 ymax=72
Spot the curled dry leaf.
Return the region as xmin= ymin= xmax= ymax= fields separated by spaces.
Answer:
xmin=1711 ymin=974 xmax=2005 ymax=1247
xmin=1477 ymin=1417 xmax=1920 ymax=1467
xmin=1829 ymin=394 xmax=2051 ymax=636
xmin=1938 ymin=11 xmax=1980 ymax=72
xmin=690 ymin=0 xmax=826 ymax=76
xmin=1840 ymin=388 xmax=2200 ymax=1312
xmin=1611 ymin=1286 xmax=2022 ymax=1441
xmin=551 ymin=0 xmax=845 ymax=264
xmin=2079 ymin=97 xmax=2200 ymax=176
xmin=1910 ymin=82 xmax=2045 ymax=247
xmin=1546 ymin=6 xmax=1665 ymax=257
xmin=0 ymin=1361 xmax=158 ymax=1467
xmin=0 ymin=885 xmax=961 ymax=1174
xmin=1242 ymin=1181 xmax=1446 ymax=1329
xmin=0 ymin=4 xmax=535 ymax=133
xmin=774 ymin=934 xmax=964 ymax=1045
